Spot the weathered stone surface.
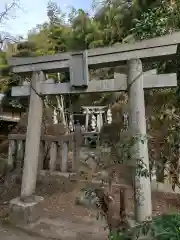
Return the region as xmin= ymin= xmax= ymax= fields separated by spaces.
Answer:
xmin=20 ymin=217 xmax=108 ymax=240
xmin=9 ymin=196 xmax=44 ymax=225
xmin=75 ymin=188 xmax=98 ymax=208
xmin=38 ymin=171 xmax=76 ymax=192
xmin=0 ymin=225 xmax=45 ymax=240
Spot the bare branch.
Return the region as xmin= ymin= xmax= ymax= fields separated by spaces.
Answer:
xmin=0 ymin=1 xmax=19 ymax=23
xmin=0 ymin=1 xmax=23 ymax=50
xmin=0 ymin=35 xmax=18 ymax=43
xmin=0 ymin=34 xmax=19 ymax=50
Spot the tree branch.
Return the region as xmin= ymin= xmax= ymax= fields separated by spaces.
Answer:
xmin=0 ymin=1 xmax=22 ymax=50
xmin=0 ymin=1 xmax=18 ymax=23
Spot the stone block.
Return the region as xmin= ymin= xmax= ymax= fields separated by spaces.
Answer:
xmin=38 ymin=170 xmax=76 ymax=192
xmin=9 ymin=196 xmax=44 ymax=226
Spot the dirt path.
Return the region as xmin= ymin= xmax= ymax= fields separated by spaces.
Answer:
xmin=0 ymin=224 xmax=46 ymax=240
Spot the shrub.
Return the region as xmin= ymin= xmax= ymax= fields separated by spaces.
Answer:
xmin=109 ymin=214 xmax=180 ymax=240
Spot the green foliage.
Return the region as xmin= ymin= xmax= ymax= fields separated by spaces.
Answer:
xmin=14 ymin=41 xmax=37 ymax=57
xmin=128 ymin=0 xmax=180 ymax=188
xmin=109 ymin=231 xmax=129 ymax=240
xmin=109 ymin=214 xmax=180 ymax=240
xmin=47 ymin=0 xmax=66 ymax=25
xmin=131 ymin=1 xmax=173 ymax=40
xmin=0 ymin=51 xmax=11 ymax=92
xmin=152 ymin=214 xmax=180 ymax=240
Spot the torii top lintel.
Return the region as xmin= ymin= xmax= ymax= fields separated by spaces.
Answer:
xmin=8 ymin=32 xmax=180 ymax=74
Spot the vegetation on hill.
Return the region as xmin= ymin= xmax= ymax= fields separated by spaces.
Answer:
xmin=110 ymin=213 xmax=180 ymax=240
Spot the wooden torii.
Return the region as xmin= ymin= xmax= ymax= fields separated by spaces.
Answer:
xmin=8 ymin=32 xmax=180 ymax=223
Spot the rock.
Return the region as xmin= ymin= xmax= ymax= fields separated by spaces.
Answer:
xmin=75 ymin=188 xmax=98 ymax=208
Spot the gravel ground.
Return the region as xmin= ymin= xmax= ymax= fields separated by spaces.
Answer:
xmin=0 ymin=224 xmax=46 ymax=240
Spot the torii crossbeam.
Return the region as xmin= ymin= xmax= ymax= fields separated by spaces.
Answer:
xmin=8 ymin=31 xmax=180 ymax=73
xmin=11 ymin=71 xmax=177 ymax=96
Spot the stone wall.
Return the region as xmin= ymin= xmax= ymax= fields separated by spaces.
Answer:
xmin=37 ymin=171 xmax=180 ymax=216
xmin=110 ymin=184 xmax=180 ymax=216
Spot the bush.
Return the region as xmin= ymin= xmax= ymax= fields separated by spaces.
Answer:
xmin=152 ymin=214 xmax=180 ymax=240
xmin=109 ymin=231 xmax=130 ymax=240
xmin=109 ymin=214 xmax=180 ymax=240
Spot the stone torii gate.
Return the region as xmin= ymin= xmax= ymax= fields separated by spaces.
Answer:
xmin=81 ymin=106 xmax=107 ymax=132
xmin=8 ymin=32 xmax=180 ymax=224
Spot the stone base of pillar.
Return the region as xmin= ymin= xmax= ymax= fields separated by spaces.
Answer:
xmin=9 ymin=196 xmax=44 ymax=225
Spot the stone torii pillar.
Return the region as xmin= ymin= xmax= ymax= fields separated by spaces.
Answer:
xmin=82 ymin=107 xmax=90 ymax=131
xmin=127 ymin=59 xmax=151 ymax=222
xmin=10 ymin=71 xmax=44 ymax=225
xmin=116 ymin=63 xmax=177 ymax=222
xmin=20 ymin=71 xmax=44 ymax=199
xmin=96 ymin=110 xmax=105 ymax=132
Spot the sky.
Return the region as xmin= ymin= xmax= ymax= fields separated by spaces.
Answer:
xmin=0 ymin=0 xmax=93 ymax=38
